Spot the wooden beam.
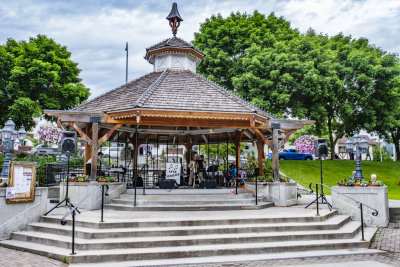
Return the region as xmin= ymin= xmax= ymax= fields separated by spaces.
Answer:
xmin=253 ymin=128 xmax=272 ymax=149
xmin=84 ymin=123 xmax=92 ymax=175
xmin=257 ymin=138 xmax=263 ymax=176
xmin=90 ymin=123 xmax=99 ymax=181
xmin=272 ymin=128 xmax=279 ymax=182
xmin=278 ymin=129 xmax=297 ymax=148
xmin=97 ymin=123 xmax=123 ymax=145
xmin=68 ymin=122 xmax=92 ymax=146
xmin=225 ymin=133 xmax=235 ymax=144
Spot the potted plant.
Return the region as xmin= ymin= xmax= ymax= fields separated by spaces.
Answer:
xmin=97 ymin=176 xmax=107 ymax=183
xmin=368 ymin=179 xmax=384 ymax=187
xmin=353 ymin=179 xmax=362 ymax=187
xmin=106 ymin=176 xmax=117 ymax=183
xmin=0 ymin=179 xmax=7 ymax=188
xmin=69 ymin=176 xmax=78 ymax=182
xmin=75 ymin=175 xmax=89 ymax=182
xmin=337 ymin=179 xmax=347 ymax=187
xmin=279 ymin=176 xmax=289 ymax=183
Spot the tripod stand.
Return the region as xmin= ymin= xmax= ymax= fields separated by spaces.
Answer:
xmin=45 ymin=154 xmax=80 ymax=216
xmin=305 ymin=157 xmax=332 ymax=211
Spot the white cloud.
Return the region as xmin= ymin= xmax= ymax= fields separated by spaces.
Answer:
xmin=0 ymin=0 xmax=399 ymax=99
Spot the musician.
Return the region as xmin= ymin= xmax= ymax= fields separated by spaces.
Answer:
xmin=188 ymin=153 xmax=199 ymax=186
xmin=197 ymin=155 xmax=206 ymax=181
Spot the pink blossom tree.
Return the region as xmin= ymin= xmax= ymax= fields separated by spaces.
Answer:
xmin=295 ymin=135 xmax=317 ymax=154
xmin=38 ymin=126 xmax=62 ymax=146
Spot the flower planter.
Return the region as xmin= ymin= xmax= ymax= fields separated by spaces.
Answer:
xmin=353 ymin=184 xmax=361 ymax=187
xmin=244 ymin=181 xmax=297 ymax=206
xmin=338 ymin=184 xmax=346 ymax=187
xmin=368 ymin=184 xmax=380 ymax=187
xmin=0 ymin=185 xmax=7 ymax=188
xmin=98 ymin=181 xmax=107 ymax=183
xmin=59 ymin=182 xmax=126 ymax=210
xmin=332 ymin=185 xmax=389 ymax=227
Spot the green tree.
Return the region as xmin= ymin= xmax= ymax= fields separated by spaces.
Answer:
xmin=194 ymin=12 xmax=400 ymax=159
xmin=0 ymin=35 xmax=90 ymax=130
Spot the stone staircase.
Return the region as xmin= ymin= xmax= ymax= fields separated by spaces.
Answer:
xmin=104 ymin=190 xmax=273 ymax=211
xmin=0 ymin=190 xmax=378 ymax=266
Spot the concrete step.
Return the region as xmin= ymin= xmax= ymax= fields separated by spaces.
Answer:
xmin=40 ymin=209 xmax=338 ymax=229
xmin=29 ymin=215 xmax=350 ymax=239
xmin=13 ymin=221 xmax=361 ymax=250
xmin=111 ymin=198 xmax=257 ymax=206
xmin=120 ymin=193 xmax=254 ymax=200
xmin=128 ymin=188 xmax=243 ymax=195
xmin=0 ymin=227 xmax=376 ymax=264
xmin=68 ymin=248 xmax=385 ymax=267
xmin=103 ymin=202 xmax=273 ymax=211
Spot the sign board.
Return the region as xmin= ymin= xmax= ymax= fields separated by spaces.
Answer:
xmin=6 ymin=161 xmax=37 ymax=203
xmin=166 ymin=163 xmax=181 ymax=184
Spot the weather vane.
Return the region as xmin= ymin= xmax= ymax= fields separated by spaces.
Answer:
xmin=166 ymin=3 xmax=183 ymax=37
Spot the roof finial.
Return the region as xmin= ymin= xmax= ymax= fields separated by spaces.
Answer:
xmin=166 ymin=3 xmax=183 ymax=37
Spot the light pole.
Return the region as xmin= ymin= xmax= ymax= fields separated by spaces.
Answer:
xmin=0 ymin=118 xmax=27 ymax=180
xmin=345 ymin=133 xmax=369 ymax=180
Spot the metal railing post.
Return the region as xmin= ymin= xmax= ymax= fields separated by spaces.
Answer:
xmin=71 ymin=209 xmax=76 ymax=255
xmin=255 ymin=177 xmax=258 ymax=205
xmin=316 ymin=184 xmax=319 ymax=216
xmin=235 ymin=176 xmax=238 ymax=194
xmin=100 ymin=185 xmax=105 ymax=223
xmin=360 ymin=203 xmax=365 ymax=241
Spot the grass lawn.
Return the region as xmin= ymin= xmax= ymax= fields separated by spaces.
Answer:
xmin=279 ymin=160 xmax=400 ymax=200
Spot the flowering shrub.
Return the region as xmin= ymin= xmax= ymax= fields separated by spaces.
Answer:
xmin=295 ymin=135 xmax=317 ymax=154
xmin=39 ymin=126 xmax=62 ymax=145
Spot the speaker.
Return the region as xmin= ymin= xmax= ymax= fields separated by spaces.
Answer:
xmin=199 ymin=179 xmax=217 ymax=189
xmin=61 ymin=131 xmax=77 ymax=154
xmin=159 ymin=179 xmax=176 ymax=189
xmin=314 ymin=138 xmax=328 ymax=158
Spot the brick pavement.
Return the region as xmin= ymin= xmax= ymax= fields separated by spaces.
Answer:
xmin=0 ymin=246 xmax=67 ymax=267
xmin=371 ymin=221 xmax=400 ymax=253
xmin=0 ymin=221 xmax=399 ymax=267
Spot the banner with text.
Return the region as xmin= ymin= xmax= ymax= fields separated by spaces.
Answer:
xmin=166 ymin=163 xmax=181 ymax=184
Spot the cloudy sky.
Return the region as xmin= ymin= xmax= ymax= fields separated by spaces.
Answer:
xmin=0 ymin=0 xmax=399 ymax=99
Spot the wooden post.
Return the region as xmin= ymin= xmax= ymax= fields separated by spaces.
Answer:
xmin=131 ymin=132 xmax=139 ymax=174
xmin=272 ymin=127 xmax=279 ymax=181
xmin=90 ymin=123 xmax=99 ymax=181
xmin=235 ymin=144 xmax=241 ymax=170
xmin=84 ymin=123 xmax=92 ymax=175
xmin=257 ymin=138 xmax=263 ymax=176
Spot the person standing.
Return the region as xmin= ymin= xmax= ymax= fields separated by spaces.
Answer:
xmin=86 ymin=152 xmax=109 ymax=179
xmin=188 ymin=153 xmax=199 ymax=186
xmin=197 ymin=155 xmax=206 ymax=182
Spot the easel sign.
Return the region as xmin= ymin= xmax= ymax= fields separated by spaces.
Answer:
xmin=6 ymin=161 xmax=37 ymax=204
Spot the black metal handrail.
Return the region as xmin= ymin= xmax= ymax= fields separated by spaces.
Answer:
xmin=60 ymin=184 xmax=109 ymax=255
xmin=308 ymin=183 xmax=378 ymax=241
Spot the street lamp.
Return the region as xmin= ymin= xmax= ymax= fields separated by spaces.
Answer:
xmin=345 ymin=133 xmax=369 ymax=180
xmin=0 ymin=118 xmax=27 ymax=179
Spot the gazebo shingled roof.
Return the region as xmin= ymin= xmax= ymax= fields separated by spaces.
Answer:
xmin=73 ymin=69 xmax=275 ymax=119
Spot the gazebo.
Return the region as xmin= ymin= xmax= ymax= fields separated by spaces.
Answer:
xmin=44 ymin=3 xmax=313 ymax=185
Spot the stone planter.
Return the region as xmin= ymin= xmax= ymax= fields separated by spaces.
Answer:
xmin=331 ymin=185 xmax=389 ymax=227
xmin=245 ymin=182 xmax=297 ymax=206
xmin=59 ymin=182 xmax=126 ymax=210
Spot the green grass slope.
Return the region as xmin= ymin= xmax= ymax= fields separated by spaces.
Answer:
xmin=279 ymin=160 xmax=400 ymax=199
